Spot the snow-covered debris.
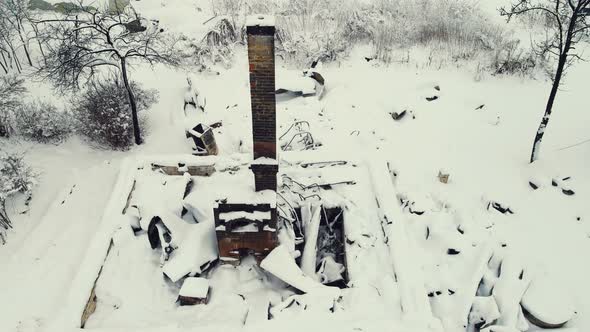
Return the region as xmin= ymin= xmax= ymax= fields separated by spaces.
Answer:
xmin=162 ymin=220 xmax=218 ymax=282
xmin=481 ymin=326 xmax=521 ymax=332
xmin=468 ymin=296 xmax=500 ymax=330
xmin=368 ymin=160 xmax=434 ymax=322
xmin=300 ymin=205 xmax=321 ymax=279
xmin=438 ymin=170 xmax=450 ymax=184
xmin=244 ymin=292 xmax=275 ymax=325
xmin=521 ymin=275 xmax=576 ymax=328
xmin=276 ymin=69 xmax=316 ymax=96
xmin=306 ymin=71 xmax=326 ymax=99
xmin=179 ymin=277 xmax=210 ymax=302
xmin=186 ymin=123 xmax=219 ymax=156
xmin=492 ymin=254 xmax=531 ymax=329
xmin=261 ymin=245 xmax=340 ymax=297
xmin=270 ymin=292 xmax=339 ymax=318
xmin=279 ymin=121 xmax=320 ymax=151
xmin=317 ymin=256 xmax=346 ymax=284
xmin=129 ymin=170 xmax=193 ymax=230
xmin=184 ymin=77 xmax=206 ymax=114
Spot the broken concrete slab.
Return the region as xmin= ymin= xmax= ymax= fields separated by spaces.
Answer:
xmin=260 ymin=245 xmax=340 ymax=297
xmin=521 ymin=275 xmax=575 ymax=329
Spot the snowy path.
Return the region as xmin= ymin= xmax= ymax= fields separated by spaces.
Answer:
xmin=0 ymin=162 xmax=119 ymax=331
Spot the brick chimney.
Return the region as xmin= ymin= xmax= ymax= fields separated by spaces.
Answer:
xmin=247 ymin=16 xmax=278 ymax=192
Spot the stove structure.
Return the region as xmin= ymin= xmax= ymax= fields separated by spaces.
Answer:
xmin=214 ymin=16 xmax=279 ymax=262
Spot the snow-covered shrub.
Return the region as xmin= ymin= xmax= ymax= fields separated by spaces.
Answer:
xmin=15 ymin=100 xmax=73 ymax=143
xmin=368 ymin=0 xmax=509 ymax=63
xmin=276 ymin=14 xmax=349 ymax=67
xmin=0 ymin=151 xmax=35 ymax=245
xmin=73 ymin=79 xmax=158 ymax=150
xmin=203 ymin=17 xmax=239 ymax=46
xmin=490 ymin=40 xmax=538 ymax=76
xmin=0 ymin=75 xmax=26 ymax=138
xmin=178 ymin=16 xmax=241 ymax=71
xmin=368 ymin=8 xmax=413 ymax=63
xmin=187 ymin=42 xmax=234 ymax=71
xmin=273 ymin=0 xmax=364 ymax=66
xmin=210 ymin=0 xmax=360 ymax=67
xmin=203 ymin=0 xmax=521 ymax=73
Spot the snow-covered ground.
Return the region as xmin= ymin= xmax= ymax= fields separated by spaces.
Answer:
xmin=1 ymin=0 xmax=590 ymax=332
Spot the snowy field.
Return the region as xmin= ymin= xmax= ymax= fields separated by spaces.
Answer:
xmin=1 ymin=1 xmax=590 ymax=332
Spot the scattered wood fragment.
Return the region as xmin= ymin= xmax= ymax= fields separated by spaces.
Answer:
xmin=390 ymin=110 xmax=407 ymax=121
xmin=488 ymin=202 xmax=514 ymax=215
xmin=438 ymin=171 xmax=449 ymax=184
xmin=447 ymin=248 xmax=461 ymax=255
xmin=562 ymin=189 xmax=575 ymax=196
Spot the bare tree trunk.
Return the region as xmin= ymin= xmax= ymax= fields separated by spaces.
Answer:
xmin=1 ymin=36 xmax=20 ymax=72
xmin=12 ymin=48 xmax=21 ymax=72
xmin=16 ymin=23 xmax=33 ymax=66
xmin=120 ymin=58 xmax=142 ymax=145
xmin=1 ymin=50 xmax=10 ymax=72
xmin=530 ymin=16 xmax=578 ymax=163
xmin=31 ymin=23 xmax=46 ymax=65
xmin=530 ymin=59 xmax=564 ymax=162
xmin=0 ymin=56 xmax=7 ymax=74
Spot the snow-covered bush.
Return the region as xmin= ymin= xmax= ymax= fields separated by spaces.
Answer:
xmin=275 ymin=14 xmax=349 ymax=67
xmin=73 ymin=79 xmax=158 ymax=150
xmin=368 ymin=10 xmax=412 ymax=63
xmin=189 ymin=21 xmax=238 ymax=70
xmin=178 ymin=16 xmax=241 ymax=72
xmin=0 ymin=151 xmax=35 ymax=245
xmin=203 ymin=17 xmax=239 ymax=47
xmin=207 ymin=0 xmax=515 ymax=70
xmin=0 ymin=75 xmax=26 ymax=138
xmin=272 ymin=0 xmax=356 ymax=66
xmin=15 ymin=100 xmax=73 ymax=143
xmin=490 ymin=40 xmax=538 ymax=76
xmin=368 ymin=0 xmax=510 ymax=63
xmin=209 ymin=0 xmax=360 ymax=67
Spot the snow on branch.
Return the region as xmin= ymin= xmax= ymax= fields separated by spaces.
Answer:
xmin=35 ymin=0 xmax=180 ymax=92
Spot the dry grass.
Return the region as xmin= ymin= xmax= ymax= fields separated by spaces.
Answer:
xmin=206 ymin=0 xmax=540 ymax=75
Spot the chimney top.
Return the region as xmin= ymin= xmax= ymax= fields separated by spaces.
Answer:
xmin=246 ymin=15 xmax=275 ymax=35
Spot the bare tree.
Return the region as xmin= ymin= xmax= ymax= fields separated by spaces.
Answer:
xmin=0 ymin=7 xmax=22 ymax=73
xmin=25 ymin=10 xmax=48 ymax=66
xmin=36 ymin=1 xmax=179 ymax=145
xmin=500 ymin=0 xmax=590 ymax=163
xmin=0 ymin=0 xmax=34 ymax=67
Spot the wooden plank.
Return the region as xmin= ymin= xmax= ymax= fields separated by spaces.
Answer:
xmin=81 ymin=239 xmax=114 ymax=328
xmin=151 ymin=164 xmax=216 ymax=176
